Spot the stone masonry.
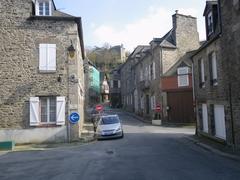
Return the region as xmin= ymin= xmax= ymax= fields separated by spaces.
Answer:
xmin=0 ymin=0 xmax=85 ymax=143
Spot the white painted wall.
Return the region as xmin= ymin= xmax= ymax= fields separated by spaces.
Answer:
xmin=0 ymin=127 xmax=67 ymax=144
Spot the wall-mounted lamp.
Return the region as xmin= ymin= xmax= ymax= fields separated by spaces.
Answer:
xmin=67 ymin=40 xmax=76 ymax=58
xmin=57 ymin=74 xmax=63 ymax=82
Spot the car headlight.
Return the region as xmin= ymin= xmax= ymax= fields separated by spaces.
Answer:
xmin=116 ymin=127 xmax=121 ymax=132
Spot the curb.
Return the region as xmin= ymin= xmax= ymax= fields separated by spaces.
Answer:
xmin=1 ymin=137 xmax=96 ymax=153
xmin=123 ymin=111 xmax=151 ymax=124
xmin=185 ymin=136 xmax=240 ymax=161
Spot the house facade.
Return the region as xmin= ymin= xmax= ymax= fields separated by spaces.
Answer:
xmin=84 ymin=59 xmax=100 ymax=107
xmin=109 ymin=65 xmax=122 ymax=108
xmin=121 ymin=12 xmax=199 ymax=123
xmin=219 ymin=0 xmax=240 ymax=148
xmin=0 ymin=0 xmax=85 ymax=143
xmin=192 ymin=0 xmax=229 ymax=143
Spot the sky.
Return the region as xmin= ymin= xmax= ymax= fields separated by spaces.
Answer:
xmin=54 ymin=0 xmax=206 ymax=51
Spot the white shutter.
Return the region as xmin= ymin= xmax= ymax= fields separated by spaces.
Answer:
xmin=153 ymin=62 xmax=156 ymax=79
xmin=56 ymin=96 xmax=66 ymax=125
xmin=212 ymin=52 xmax=217 ymax=80
xmin=148 ymin=65 xmax=151 ymax=80
xmin=110 ymin=80 xmax=113 ymax=88
xmin=214 ymin=105 xmax=226 ymax=140
xmin=201 ymin=59 xmax=205 ymax=83
xmin=47 ymin=44 xmax=56 ymax=71
xmin=35 ymin=0 xmax=39 ymax=15
xmin=118 ymin=80 xmax=121 ymax=88
xmin=202 ymin=104 xmax=208 ymax=133
xmin=30 ymin=97 xmax=40 ymax=126
xmin=49 ymin=0 xmax=52 ymax=16
xmin=39 ymin=44 xmax=47 ymax=70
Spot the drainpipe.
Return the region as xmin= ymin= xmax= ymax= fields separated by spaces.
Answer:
xmin=229 ymin=83 xmax=236 ymax=150
xmin=191 ymin=58 xmax=197 ymax=136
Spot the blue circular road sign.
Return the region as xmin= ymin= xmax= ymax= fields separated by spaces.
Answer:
xmin=69 ymin=112 xmax=80 ymax=124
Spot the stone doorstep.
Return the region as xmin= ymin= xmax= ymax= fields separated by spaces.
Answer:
xmin=186 ymin=135 xmax=240 ymax=161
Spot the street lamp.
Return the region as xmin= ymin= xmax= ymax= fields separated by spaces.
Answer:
xmin=68 ymin=40 xmax=76 ymax=58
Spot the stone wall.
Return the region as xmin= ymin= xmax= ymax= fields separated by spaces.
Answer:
xmin=0 ymin=0 xmax=84 ymax=141
xmin=220 ymin=0 xmax=240 ymax=147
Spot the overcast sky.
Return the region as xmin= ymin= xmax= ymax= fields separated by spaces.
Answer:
xmin=54 ymin=0 xmax=206 ymax=51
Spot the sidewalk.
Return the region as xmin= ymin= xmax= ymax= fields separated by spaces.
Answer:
xmin=186 ymin=135 xmax=240 ymax=161
xmin=0 ymin=136 xmax=96 ymax=153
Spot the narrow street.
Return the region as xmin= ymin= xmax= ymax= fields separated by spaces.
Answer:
xmin=0 ymin=110 xmax=240 ymax=180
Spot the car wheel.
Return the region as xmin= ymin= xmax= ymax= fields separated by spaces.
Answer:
xmin=121 ymin=132 xmax=124 ymax=138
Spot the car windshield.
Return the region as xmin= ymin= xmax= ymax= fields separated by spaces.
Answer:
xmin=100 ymin=116 xmax=120 ymax=125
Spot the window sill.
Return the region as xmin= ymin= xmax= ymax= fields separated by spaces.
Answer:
xmin=35 ymin=123 xmax=63 ymax=128
xmin=39 ymin=70 xmax=57 ymax=74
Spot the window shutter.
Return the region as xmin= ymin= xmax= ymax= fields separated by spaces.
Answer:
xmin=39 ymin=44 xmax=47 ymax=70
xmin=56 ymin=96 xmax=66 ymax=125
xmin=30 ymin=97 xmax=40 ymax=126
xmin=148 ymin=65 xmax=151 ymax=80
xmin=209 ymin=53 xmax=214 ymax=85
xmin=110 ymin=80 xmax=113 ymax=88
xmin=118 ymin=80 xmax=121 ymax=88
xmin=153 ymin=62 xmax=156 ymax=79
xmin=47 ymin=44 xmax=56 ymax=71
xmin=212 ymin=52 xmax=217 ymax=80
xmin=49 ymin=0 xmax=52 ymax=16
xmin=35 ymin=0 xmax=39 ymax=15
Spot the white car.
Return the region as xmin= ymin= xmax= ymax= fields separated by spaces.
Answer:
xmin=96 ymin=115 xmax=124 ymax=139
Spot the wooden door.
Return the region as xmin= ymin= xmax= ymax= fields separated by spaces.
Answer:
xmin=167 ymin=91 xmax=194 ymax=124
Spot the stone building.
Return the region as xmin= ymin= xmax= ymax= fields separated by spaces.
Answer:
xmin=109 ymin=65 xmax=122 ymax=108
xmin=121 ymin=11 xmax=199 ymax=123
xmin=84 ymin=59 xmax=100 ymax=107
xmin=219 ymin=0 xmax=240 ymax=148
xmin=0 ymin=0 xmax=85 ymax=143
xmin=192 ymin=0 xmax=229 ymax=143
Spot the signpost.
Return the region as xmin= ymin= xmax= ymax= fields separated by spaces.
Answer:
xmin=155 ymin=104 xmax=161 ymax=112
xmin=69 ymin=112 xmax=80 ymax=124
xmin=95 ymin=104 xmax=103 ymax=112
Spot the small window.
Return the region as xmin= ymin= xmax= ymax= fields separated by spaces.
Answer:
xmin=113 ymin=80 xmax=118 ymax=88
xmin=207 ymin=12 xmax=214 ymax=35
xmin=178 ymin=75 xmax=189 ymax=87
xmin=177 ymin=67 xmax=189 ymax=87
xmin=40 ymin=97 xmax=56 ymax=123
xmin=36 ymin=0 xmax=52 ymax=16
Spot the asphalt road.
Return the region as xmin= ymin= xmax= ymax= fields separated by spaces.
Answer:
xmin=0 ymin=110 xmax=240 ymax=180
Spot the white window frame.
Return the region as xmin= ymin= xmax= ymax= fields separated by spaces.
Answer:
xmin=177 ymin=67 xmax=189 ymax=87
xmin=36 ymin=0 xmax=52 ymax=16
xmin=178 ymin=75 xmax=189 ymax=87
xmin=30 ymin=96 xmax=65 ymax=126
xmin=40 ymin=97 xmax=56 ymax=124
xmin=207 ymin=11 xmax=214 ymax=35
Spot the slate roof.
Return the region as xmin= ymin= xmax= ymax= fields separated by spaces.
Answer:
xmin=151 ymin=29 xmax=176 ymax=49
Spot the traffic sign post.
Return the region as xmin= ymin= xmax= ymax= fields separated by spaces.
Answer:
xmin=69 ymin=112 xmax=80 ymax=124
xmin=155 ymin=104 xmax=161 ymax=112
xmin=95 ymin=104 xmax=103 ymax=112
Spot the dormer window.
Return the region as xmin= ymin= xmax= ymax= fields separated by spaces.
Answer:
xmin=35 ymin=0 xmax=52 ymax=16
xmin=207 ymin=12 xmax=214 ymax=35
